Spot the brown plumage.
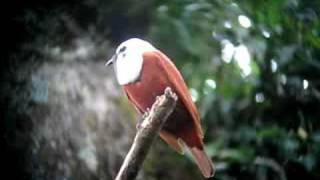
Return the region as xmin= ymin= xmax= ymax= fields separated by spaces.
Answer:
xmin=123 ymin=50 xmax=215 ymax=178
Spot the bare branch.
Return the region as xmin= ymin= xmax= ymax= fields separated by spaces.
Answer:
xmin=115 ymin=87 xmax=178 ymax=180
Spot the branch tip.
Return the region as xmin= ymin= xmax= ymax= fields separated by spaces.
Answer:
xmin=164 ymin=87 xmax=177 ymax=100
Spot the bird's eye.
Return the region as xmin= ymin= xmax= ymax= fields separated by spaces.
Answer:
xmin=119 ymin=46 xmax=126 ymax=53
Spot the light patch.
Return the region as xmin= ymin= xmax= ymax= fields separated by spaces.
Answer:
xmin=231 ymin=3 xmax=238 ymax=7
xmin=303 ymin=79 xmax=309 ymax=89
xmin=221 ymin=39 xmax=235 ymax=63
xmin=158 ymin=5 xmax=168 ymax=12
xmin=255 ymin=93 xmax=265 ymax=103
xmin=234 ymin=44 xmax=251 ymax=76
xmin=262 ymin=30 xmax=271 ymax=38
xmin=280 ymin=74 xmax=287 ymax=84
xmin=114 ymin=38 xmax=156 ymax=85
xmin=205 ymin=79 xmax=216 ymax=89
xmin=189 ymin=88 xmax=199 ymax=102
xmin=271 ymin=59 xmax=278 ymax=73
xmin=203 ymin=79 xmax=216 ymax=95
xmin=224 ymin=21 xmax=232 ymax=29
xmin=298 ymin=127 xmax=308 ymax=140
xmin=185 ymin=3 xmax=202 ymax=11
xmin=238 ymin=15 xmax=252 ymax=28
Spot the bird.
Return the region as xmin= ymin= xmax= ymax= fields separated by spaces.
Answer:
xmin=106 ymin=38 xmax=214 ymax=178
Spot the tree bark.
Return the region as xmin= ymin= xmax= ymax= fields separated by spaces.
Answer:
xmin=115 ymin=87 xmax=177 ymax=180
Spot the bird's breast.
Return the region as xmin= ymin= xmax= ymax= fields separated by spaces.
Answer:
xmin=123 ymin=58 xmax=170 ymax=112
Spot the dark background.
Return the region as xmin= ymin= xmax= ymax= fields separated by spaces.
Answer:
xmin=1 ymin=0 xmax=320 ymax=179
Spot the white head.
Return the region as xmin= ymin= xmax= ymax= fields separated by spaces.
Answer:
xmin=106 ymin=38 xmax=156 ymax=85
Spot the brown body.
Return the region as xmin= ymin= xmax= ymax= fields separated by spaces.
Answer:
xmin=123 ymin=50 xmax=214 ymax=178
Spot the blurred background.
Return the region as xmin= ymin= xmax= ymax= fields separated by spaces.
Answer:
xmin=1 ymin=0 xmax=320 ymax=179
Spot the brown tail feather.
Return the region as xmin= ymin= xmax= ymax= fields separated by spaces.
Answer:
xmin=159 ymin=131 xmax=184 ymax=154
xmin=189 ymin=147 xmax=215 ymax=178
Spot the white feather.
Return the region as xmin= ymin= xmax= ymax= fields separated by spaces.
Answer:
xmin=113 ymin=38 xmax=156 ymax=85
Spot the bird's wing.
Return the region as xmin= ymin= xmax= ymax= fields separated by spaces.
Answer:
xmin=143 ymin=50 xmax=204 ymax=139
xmin=159 ymin=130 xmax=185 ymax=154
xmin=143 ymin=51 xmax=214 ymax=178
xmin=123 ymin=90 xmax=144 ymax=114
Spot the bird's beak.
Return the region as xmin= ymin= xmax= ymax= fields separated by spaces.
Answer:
xmin=105 ymin=55 xmax=114 ymax=66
